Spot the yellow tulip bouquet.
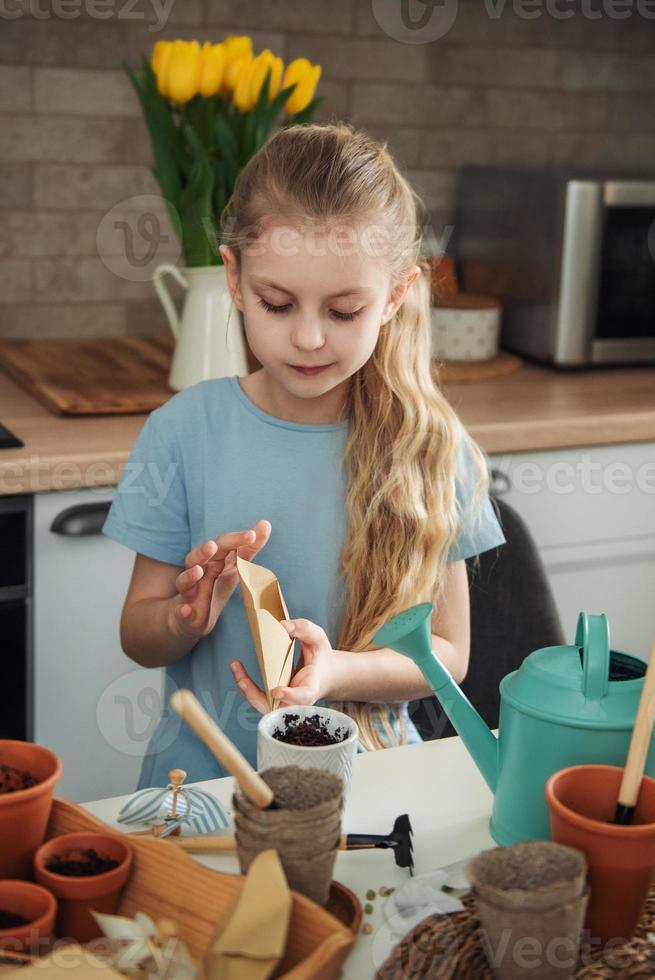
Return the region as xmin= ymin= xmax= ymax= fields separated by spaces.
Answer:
xmin=125 ymin=36 xmax=322 ymax=267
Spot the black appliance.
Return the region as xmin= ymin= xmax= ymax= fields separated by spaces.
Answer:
xmin=0 ymin=494 xmax=32 ymax=739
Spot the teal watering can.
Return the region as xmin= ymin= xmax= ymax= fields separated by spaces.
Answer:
xmin=373 ymin=606 xmax=655 ymax=845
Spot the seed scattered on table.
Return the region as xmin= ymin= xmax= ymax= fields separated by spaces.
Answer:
xmin=366 ymin=889 xmax=376 ymax=901
xmin=364 ymin=903 xmax=374 ymax=915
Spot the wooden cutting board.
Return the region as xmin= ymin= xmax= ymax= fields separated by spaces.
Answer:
xmin=438 ymin=351 xmax=522 ymax=384
xmin=0 ymin=335 xmax=177 ymax=416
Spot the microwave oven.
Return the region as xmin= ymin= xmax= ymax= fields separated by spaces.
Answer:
xmin=453 ymin=166 xmax=655 ymax=366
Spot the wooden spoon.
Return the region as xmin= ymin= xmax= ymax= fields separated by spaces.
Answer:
xmin=169 ymin=689 xmax=278 ymax=809
xmin=615 ymin=638 xmax=655 ymax=825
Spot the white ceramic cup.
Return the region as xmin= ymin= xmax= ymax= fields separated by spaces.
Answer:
xmin=257 ymin=705 xmax=359 ymax=798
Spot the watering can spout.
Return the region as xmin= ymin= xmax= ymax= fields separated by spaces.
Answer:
xmin=373 ymin=603 xmax=499 ymax=792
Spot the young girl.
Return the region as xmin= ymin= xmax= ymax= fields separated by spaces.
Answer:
xmin=103 ymin=122 xmax=505 ymax=789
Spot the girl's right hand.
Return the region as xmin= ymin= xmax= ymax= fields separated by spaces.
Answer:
xmin=170 ymin=519 xmax=272 ymax=640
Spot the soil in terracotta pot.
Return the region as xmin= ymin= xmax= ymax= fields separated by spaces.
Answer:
xmin=0 ymin=909 xmax=30 ymax=929
xmin=0 ymin=763 xmax=38 ymax=794
xmin=272 ymin=712 xmax=347 ymax=747
xmin=45 ymin=848 xmax=119 ymax=877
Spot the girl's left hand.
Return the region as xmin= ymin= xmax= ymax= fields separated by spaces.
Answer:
xmin=230 ymin=618 xmax=337 ymax=714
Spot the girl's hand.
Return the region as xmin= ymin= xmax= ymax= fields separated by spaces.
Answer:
xmin=230 ymin=618 xmax=337 ymax=714
xmin=170 ymin=519 xmax=272 ymax=640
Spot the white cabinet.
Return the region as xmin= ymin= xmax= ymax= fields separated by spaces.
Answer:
xmin=33 ymin=487 xmax=163 ymax=802
xmin=488 ymin=442 xmax=655 ymax=660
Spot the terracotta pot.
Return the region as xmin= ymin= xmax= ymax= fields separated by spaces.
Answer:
xmin=0 ymin=880 xmax=57 ymax=954
xmin=546 ymin=764 xmax=655 ymax=945
xmin=34 ymin=832 xmax=132 ymax=943
xmin=0 ymin=740 xmax=62 ymax=879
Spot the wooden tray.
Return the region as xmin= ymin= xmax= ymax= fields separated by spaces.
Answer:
xmin=0 ymin=336 xmax=176 ymax=416
xmin=437 ymin=351 xmax=522 ymax=384
xmin=36 ymin=797 xmax=358 ymax=980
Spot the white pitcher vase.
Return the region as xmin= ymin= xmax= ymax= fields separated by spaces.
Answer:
xmin=154 ymin=264 xmax=249 ymax=391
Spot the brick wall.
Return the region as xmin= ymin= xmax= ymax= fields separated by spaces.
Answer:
xmin=1 ymin=0 xmax=654 ymax=339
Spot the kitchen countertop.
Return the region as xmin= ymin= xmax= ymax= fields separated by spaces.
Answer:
xmin=0 ymin=370 xmax=145 ymax=496
xmin=444 ymin=362 xmax=655 ymax=454
xmin=1 ymin=361 xmax=655 ymax=495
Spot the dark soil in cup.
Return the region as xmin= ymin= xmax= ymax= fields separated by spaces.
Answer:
xmin=45 ymin=848 xmax=119 ymax=877
xmin=272 ymin=712 xmax=347 ymax=747
xmin=0 ymin=763 xmax=38 ymax=794
xmin=0 ymin=909 xmax=30 ymax=929
xmin=259 ymin=765 xmax=342 ymax=810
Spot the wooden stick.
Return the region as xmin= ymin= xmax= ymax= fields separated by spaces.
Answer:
xmin=128 ymin=822 xmax=181 ymax=838
xmin=126 ymin=827 xmax=386 ymax=855
xmin=163 ymin=833 xmax=352 ymax=853
xmin=170 ymin=833 xmax=238 ymax=852
xmin=170 ymin=690 xmax=274 ymax=809
xmin=616 ymin=637 xmax=655 ymax=824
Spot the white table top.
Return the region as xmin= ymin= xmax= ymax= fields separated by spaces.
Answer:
xmin=83 ymin=735 xmax=495 ymax=979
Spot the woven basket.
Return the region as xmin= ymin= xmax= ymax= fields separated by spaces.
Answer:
xmin=377 ymin=887 xmax=655 ymax=979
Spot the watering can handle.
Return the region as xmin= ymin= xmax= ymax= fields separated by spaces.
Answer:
xmin=153 ymin=264 xmax=188 ymax=340
xmin=575 ymin=612 xmax=610 ymax=701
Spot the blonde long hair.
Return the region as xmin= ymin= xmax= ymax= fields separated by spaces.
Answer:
xmin=221 ymin=122 xmax=488 ymax=750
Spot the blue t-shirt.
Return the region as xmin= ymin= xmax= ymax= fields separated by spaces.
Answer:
xmin=102 ymin=376 xmax=505 ymax=789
